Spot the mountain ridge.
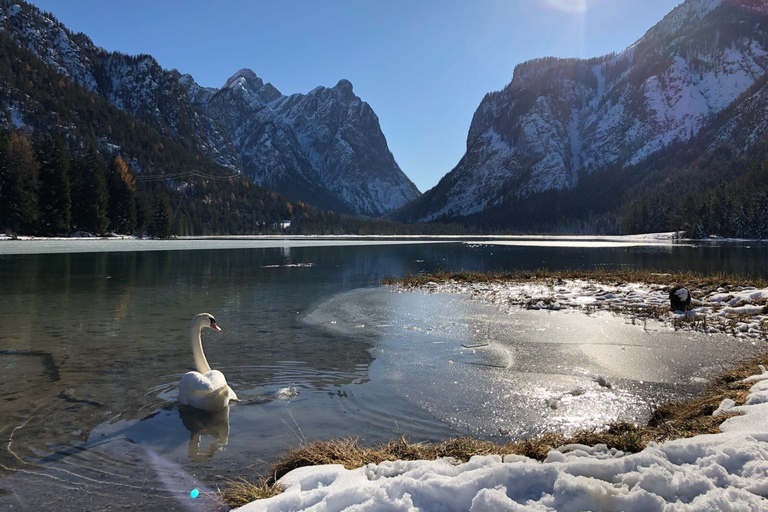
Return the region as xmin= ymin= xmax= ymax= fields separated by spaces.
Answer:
xmin=393 ymin=0 xmax=768 ymax=226
xmin=179 ymin=69 xmax=421 ymax=216
xmin=0 ymin=0 xmax=419 ymax=217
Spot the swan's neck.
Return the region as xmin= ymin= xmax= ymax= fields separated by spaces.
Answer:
xmin=191 ymin=324 xmax=212 ymax=374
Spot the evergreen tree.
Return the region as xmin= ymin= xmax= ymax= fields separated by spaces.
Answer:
xmin=69 ymin=154 xmax=86 ymax=229
xmin=735 ymin=205 xmax=751 ymax=238
xmin=0 ymin=130 xmax=9 ymax=230
xmin=36 ymin=136 xmax=71 ymax=235
xmin=149 ymin=190 xmax=172 ymax=238
xmin=0 ymin=131 xmax=40 ymax=234
xmin=71 ymin=145 xmax=109 ymax=234
xmin=755 ymin=193 xmax=768 ymax=239
xmin=106 ymin=156 xmax=137 ymax=234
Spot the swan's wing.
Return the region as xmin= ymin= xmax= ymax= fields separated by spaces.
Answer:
xmin=179 ymin=371 xmax=216 ymax=404
xmin=204 ymin=371 xmax=238 ymax=402
xmin=179 ymin=371 xmax=236 ymax=411
xmin=204 ymin=370 xmax=229 ymax=390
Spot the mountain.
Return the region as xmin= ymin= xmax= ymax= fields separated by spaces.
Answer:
xmin=0 ymin=0 xmax=241 ymax=171
xmin=393 ymin=0 xmax=768 ymax=228
xmin=0 ymin=0 xmax=419 ymax=217
xmin=179 ymin=70 xmax=420 ymax=216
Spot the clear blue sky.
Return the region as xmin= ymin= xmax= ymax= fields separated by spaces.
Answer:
xmin=30 ymin=0 xmax=682 ymax=192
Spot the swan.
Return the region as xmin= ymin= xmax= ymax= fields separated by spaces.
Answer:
xmin=178 ymin=313 xmax=238 ymax=412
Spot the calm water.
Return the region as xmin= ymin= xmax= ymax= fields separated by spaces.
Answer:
xmin=1 ymin=238 xmax=767 ymax=511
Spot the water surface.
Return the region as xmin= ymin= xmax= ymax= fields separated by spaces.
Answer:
xmin=1 ymin=239 xmax=766 ymax=510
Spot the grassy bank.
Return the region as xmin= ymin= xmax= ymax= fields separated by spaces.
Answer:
xmin=222 ymin=268 xmax=768 ymax=507
xmin=222 ymin=352 xmax=768 ymax=506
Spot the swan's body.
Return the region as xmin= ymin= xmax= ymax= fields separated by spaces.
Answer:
xmin=178 ymin=313 xmax=238 ymax=412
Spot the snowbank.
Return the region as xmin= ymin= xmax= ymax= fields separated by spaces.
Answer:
xmin=239 ymin=367 xmax=768 ymax=511
xmin=411 ymin=279 xmax=768 ymax=340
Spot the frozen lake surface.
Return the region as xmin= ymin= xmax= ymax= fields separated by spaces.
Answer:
xmin=1 ymin=239 xmax=767 ymax=510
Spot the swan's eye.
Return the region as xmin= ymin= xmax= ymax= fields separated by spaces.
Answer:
xmin=210 ymin=318 xmax=216 ymax=326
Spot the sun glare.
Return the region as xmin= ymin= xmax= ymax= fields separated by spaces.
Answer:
xmin=542 ymin=0 xmax=588 ymax=13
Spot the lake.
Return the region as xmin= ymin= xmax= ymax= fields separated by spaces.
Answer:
xmin=1 ymin=237 xmax=767 ymax=511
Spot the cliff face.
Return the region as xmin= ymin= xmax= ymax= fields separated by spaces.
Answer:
xmin=181 ymin=70 xmax=420 ymax=216
xmin=395 ymin=0 xmax=768 ymax=223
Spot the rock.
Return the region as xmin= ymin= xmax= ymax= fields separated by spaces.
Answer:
xmin=669 ymin=285 xmax=692 ymax=311
xmin=593 ymin=376 xmax=612 ymax=389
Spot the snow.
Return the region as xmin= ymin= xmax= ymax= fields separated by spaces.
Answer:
xmin=393 ymin=263 xmax=768 ymax=340
xmin=643 ymin=0 xmax=723 ymax=43
xmin=415 ymin=0 xmax=768 ymax=222
xmin=237 ymin=367 xmax=768 ymax=511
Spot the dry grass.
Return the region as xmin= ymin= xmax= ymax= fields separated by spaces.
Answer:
xmin=219 ymin=477 xmax=284 ymax=507
xmin=380 ymin=268 xmax=767 ymax=290
xmin=221 ymin=352 xmax=768 ymax=507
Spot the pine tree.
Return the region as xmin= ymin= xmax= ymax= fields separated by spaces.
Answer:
xmin=36 ymin=136 xmax=71 ymax=235
xmin=73 ymin=145 xmax=109 ymax=234
xmin=106 ymin=156 xmax=137 ymax=234
xmin=735 ymin=205 xmax=751 ymax=238
xmin=149 ymin=190 xmax=172 ymax=238
xmin=69 ymin=154 xmax=86 ymax=230
xmin=0 ymin=131 xmax=40 ymax=234
xmin=0 ymin=130 xmax=9 ymax=230
xmin=755 ymin=193 xmax=768 ymax=239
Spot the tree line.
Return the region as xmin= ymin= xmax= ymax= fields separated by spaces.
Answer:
xmin=0 ymin=130 xmax=148 ymax=236
xmin=624 ymin=159 xmax=768 ymax=238
xmin=0 ymin=127 xmax=481 ymax=237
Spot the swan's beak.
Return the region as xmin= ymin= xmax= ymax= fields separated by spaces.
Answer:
xmin=211 ymin=321 xmax=221 ymax=332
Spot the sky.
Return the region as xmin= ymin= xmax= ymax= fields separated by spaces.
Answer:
xmin=29 ymin=0 xmax=684 ymax=192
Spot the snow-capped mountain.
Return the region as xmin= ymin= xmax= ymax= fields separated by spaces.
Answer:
xmin=0 ymin=0 xmax=419 ymax=217
xmin=180 ymin=70 xmax=420 ymax=216
xmin=395 ymin=0 xmax=768 ymax=223
xmin=0 ymin=0 xmax=241 ymax=171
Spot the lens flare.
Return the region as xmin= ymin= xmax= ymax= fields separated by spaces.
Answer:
xmin=541 ymin=0 xmax=588 ymax=13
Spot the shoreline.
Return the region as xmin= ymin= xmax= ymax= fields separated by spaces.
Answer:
xmin=382 ymin=269 xmax=768 ymax=341
xmin=225 ymin=269 xmax=768 ymax=508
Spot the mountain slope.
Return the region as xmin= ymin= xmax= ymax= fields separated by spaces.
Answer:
xmin=0 ymin=0 xmax=419 ymax=217
xmin=0 ymin=0 xmax=241 ymax=171
xmin=181 ymin=70 xmax=421 ymax=216
xmin=394 ymin=0 xmax=768 ymax=225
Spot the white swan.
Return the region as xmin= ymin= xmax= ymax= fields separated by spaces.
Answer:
xmin=178 ymin=313 xmax=238 ymax=412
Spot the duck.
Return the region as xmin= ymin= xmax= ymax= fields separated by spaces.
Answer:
xmin=178 ymin=313 xmax=238 ymax=411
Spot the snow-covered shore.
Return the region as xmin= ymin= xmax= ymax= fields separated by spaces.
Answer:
xmin=234 ymin=275 xmax=768 ymax=511
xmin=411 ymin=278 xmax=768 ymax=341
xmin=239 ymin=367 xmax=768 ymax=511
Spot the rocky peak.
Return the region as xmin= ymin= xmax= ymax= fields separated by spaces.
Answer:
xmin=223 ymin=68 xmax=264 ymax=92
xmin=186 ymin=71 xmax=420 ymax=216
xmin=219 ymin=68 xmax=285 ymax=107
xmin=642 ymin=0 xmax=723 ymax=43
xmin=332 ymin=79 xmax=354 ymax=102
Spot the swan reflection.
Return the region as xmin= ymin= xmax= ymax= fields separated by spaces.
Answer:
xmin=178 ymin=406 xmax=231 ymax=462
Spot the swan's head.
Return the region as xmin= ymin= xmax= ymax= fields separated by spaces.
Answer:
xmin=192 ymin=313 xmax=221 ymax=332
